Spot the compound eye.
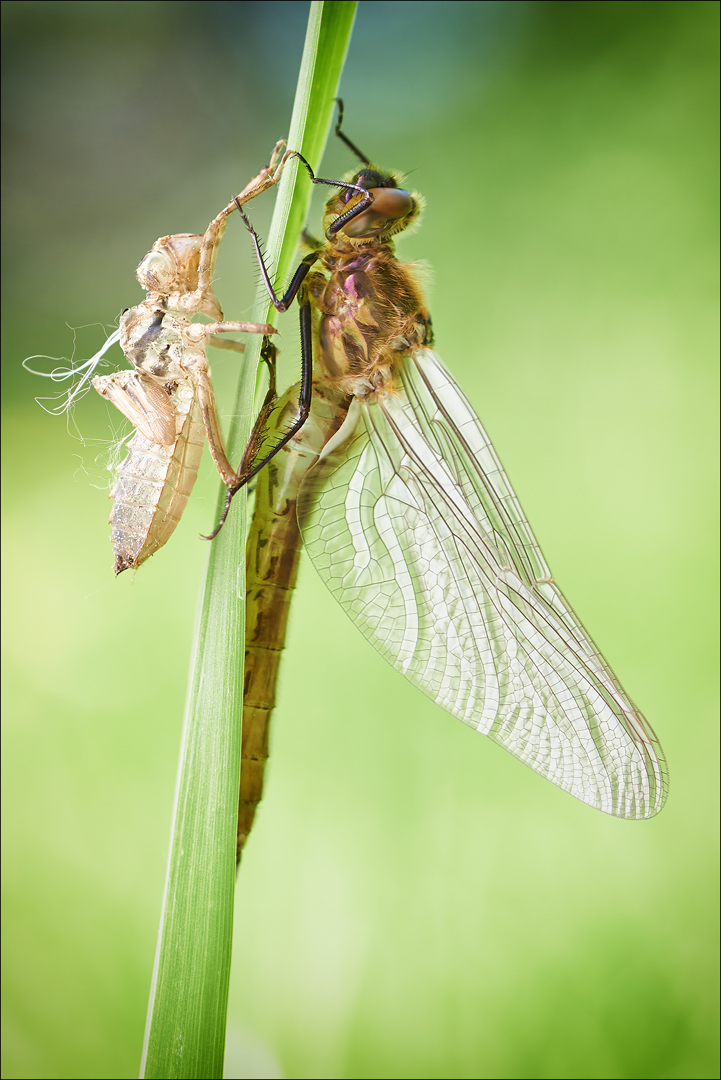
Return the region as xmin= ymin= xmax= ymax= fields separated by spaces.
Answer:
xmin=342 ymin=169 xmax=389 ymax=202
xmin=343 ymin=187 xmax=414 ymax=238
xmin=136 ymin=251 xmax=174 ymax=292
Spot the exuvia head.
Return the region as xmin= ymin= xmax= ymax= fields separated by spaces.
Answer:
xmin=136 ymin=234 xmax=204 ymax=294
xmin=135 ymin=233 xmax=222 ymax=318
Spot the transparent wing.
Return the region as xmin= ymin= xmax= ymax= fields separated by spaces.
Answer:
xmin=297 ymin=348 xmax=667 ymax=819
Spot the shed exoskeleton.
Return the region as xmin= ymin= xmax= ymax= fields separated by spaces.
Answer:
xmin=92 ymin=142 xmax=291 ymax=573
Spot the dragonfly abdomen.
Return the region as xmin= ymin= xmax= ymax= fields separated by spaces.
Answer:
xmin=238 ymin=385 xmax=349 ymax=857
xmin=240 ymin=495 xmax=303 ymax=855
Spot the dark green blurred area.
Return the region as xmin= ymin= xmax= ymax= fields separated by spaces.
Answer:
xmin=1 ymin=2 xmax=718 ymax=1078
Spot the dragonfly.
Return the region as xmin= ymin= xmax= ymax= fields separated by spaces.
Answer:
xmin=230 ymin=105 xmax=668 ymax=857
xmin=86 ymin=143 xmax=291 ymax=573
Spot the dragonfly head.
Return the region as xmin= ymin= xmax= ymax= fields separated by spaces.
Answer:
xmin=325 ymin=168 xmax=422 ymax=243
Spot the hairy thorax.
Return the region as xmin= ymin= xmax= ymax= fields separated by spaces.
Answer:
xmin=304 ymin=241 xmax=432 ymax=399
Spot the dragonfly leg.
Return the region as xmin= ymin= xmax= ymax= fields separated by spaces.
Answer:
xmin=194 ymin=366 xmax=239 ymax=488
xmin=234 ymin=338 xmax=278 ymax=478
xmin=232 ymin=304 xmax=312 ymax=486
xmin=234 ymin=156 xmax=374 ymax=306
xmin=287 ymin=152 xmax=375 ymax=239
xmin=194 ymin=338 xmax=278 ymax=499
xmin=202 ymin=319 xmax=277 ymax=337
xmin=194 ymin=142 xmax=293 ymax=297
xmin=236 ymin=200 xmax=320 ymax=312
xmin=301 ymin=227 xmax=323 ymax=250
xmin=189 ymin=331 xmax=277 ymax=491
xmin=205 ymin=305 xmax=313 ymax=539
xmin=207 ymin=337 xmax=245 ymax=353
xmin=183 ymin=318 xmax=276 ymax=360
xmin=333 ymin=98 xmax=371 ymax=165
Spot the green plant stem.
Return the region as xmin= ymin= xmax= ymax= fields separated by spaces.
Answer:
xmin=139 ymin=4 xmax=357 ymax=1078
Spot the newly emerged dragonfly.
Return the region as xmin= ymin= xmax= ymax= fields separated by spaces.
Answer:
xmin=232 ymin=106 xmax=667 ymax=854
xmin=88 ymin=143 xmax=291 ymax=573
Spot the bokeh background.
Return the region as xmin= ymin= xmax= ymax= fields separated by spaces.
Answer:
xmin=2 ymin=2 xmax=718 ymax=1078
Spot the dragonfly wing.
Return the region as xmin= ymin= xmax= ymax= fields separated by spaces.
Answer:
xmin=297 ymin=348 xmax=667 ymax=819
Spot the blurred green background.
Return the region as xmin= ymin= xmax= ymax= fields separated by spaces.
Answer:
xmin=2 ymin=2 xmax=718 ymax=1078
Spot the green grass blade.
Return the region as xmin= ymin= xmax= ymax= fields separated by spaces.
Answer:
xmin=139 ymin=4 xmax=357 ymax=1078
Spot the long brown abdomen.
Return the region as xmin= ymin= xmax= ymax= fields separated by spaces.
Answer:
xmin=240 ymin=463 xmax=303 ymax=855
xmin=238 ymin=383 xmax=348 ymax=859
